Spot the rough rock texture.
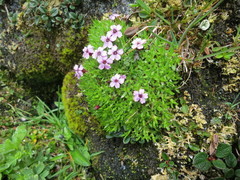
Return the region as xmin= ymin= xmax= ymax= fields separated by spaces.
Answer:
xmin=80 ymin=0 xmax=135 ymax=18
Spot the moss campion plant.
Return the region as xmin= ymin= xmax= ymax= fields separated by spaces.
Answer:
xmin=75 ymin=19 xmax=181 ymax=142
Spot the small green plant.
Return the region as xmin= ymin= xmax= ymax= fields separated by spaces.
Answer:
xmin=225 ymin=92 xmax=240 ymax=110
xmin=22 ymin=0 xmax=84 ymax=31
xmin=77 ymin=19 xmax=181 ymax=142
xmin=129 ymin=0 xmax=240 ymax=61
xmin=193 ymin=142 xmax=240 ymax=179
xmin=159 ymin=152 xmax=179 ymax=180
xmin=3 ymin=96 xmax=101 ymax=179
xmin=0 ymin=125 xmax=52 ymax=180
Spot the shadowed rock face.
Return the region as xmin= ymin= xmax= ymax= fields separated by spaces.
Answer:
xmin=87 ymin=128 xmax=161 ymax=180
xmin=80 ymin=0 xmax=135 ymax=17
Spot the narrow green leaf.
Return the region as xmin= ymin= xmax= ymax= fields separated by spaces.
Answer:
xmin=212 ymin=46 xmax=226 ymax=52
xmin=69 ymin=5 xmax=75 ymax=10
xmin=189 ymin=144 xmax=200 ymax=151
xmin=55 ymin=16 xmax=62 ymax=21
xmin=40 ymin=170 xmax=49 ymax=179
xmin=50 ymin=154 xmax=67 ymax=161
xmin=151 ymin=32 xmax=173 ymax=44
xmin=38 ymin=6 xmax=47 ymax=13
xmin=136 ymin=0 xmax=151 ymax=13
xmin=41 ymin=15 xmax=49 ymax=21
xmin=216 ymin=143 xmax=232 ymax=158
xmin=64 ymin=171 xmax=78 ymax=180
xmin=162 ymin=152 xmax=169 ymax=161
xmin=90 ymin=151 xmax=104 ymax=158
xmin=139 ymin=11 xmax=150 ymax=18
xmin=223 ymin=52 xmax=235 ymax=60
xmin=155 ymin=11 xmax=171 ymax=25
xmin=215 ymin=54 xmax=223 ymax=59
xmin=123 ymin=136 xmax=130 ymax=144
xmin=50 ymin=8 xmax=58 ymax=17
xmin=48 ymin=165 xmax=71 ymax=178
xmin=34 ymin=16 xmax=41 ymax=25
xmin=69 ymin=12 xmax=77 ymax=19
xmin=129 ymin=4 xmax=139 ymax=7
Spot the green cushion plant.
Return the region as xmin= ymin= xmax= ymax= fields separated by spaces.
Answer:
xmin=76 ymin=19 xmax=181 ymax=143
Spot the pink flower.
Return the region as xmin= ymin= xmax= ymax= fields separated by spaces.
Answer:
xmin=131 ymin=38 xmax=147 ymax=50
xmin=101 ymin=35 xmax=113 ymax=48
xmin=133 ymin=89 xmax=148 ymax=104
xmin=92 ymin=47 xmax=107 ymax=61
xmin=109 ymin=13 xmax=120 ymax=20
xmin=107 ymin=25 xmax=122 ymax=41
xmin=110 ymin=74 xmax=126 ymax=88
xmin=82 ymin=45 xmax=94 ymax=59
xmin=73 ymin=64 xmax=86 ymax=79
xmin=98 ymin=57 xmax=113 ymax=70
xmin=108 ymin=45 xmax=123 ymax=61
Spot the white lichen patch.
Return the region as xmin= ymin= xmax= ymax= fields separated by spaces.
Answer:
xmin=222 ymin=56 xmax=240 ymax=92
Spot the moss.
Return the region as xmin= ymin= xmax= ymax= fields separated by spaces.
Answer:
xmin=62 ymin=71 xmax=88 ymax=136
xmin=61 ymin=71 xmax=101 ymax=136
xmin=13 ymin=27 xmax=88 ymax=102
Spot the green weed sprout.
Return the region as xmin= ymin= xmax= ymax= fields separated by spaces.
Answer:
xmin=75 ymin=19 xmax=181 ymax=143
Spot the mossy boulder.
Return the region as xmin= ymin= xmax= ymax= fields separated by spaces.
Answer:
xmin=61 ymin=71 xmax=161 ymax=179
xmin=12 ymin=27 xmax=88 ymax=102
xmin=61 ymin=71 xmax=99 ymax=136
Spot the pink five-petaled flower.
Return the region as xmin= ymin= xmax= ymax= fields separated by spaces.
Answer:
xmin=133 ymin=89 xmax=148 ymax=104
xmin=101 ymin=35 xmax=113 ymax=48
xmin=131 ymin=38 xmax=147 ymax=50
xmin=109 ymin=13 xmax=120 ymax=20
xmin=98 ymin=57 xmax=113 ymax=70
xmin=110 ymin=74 xmax=126 ymax=88
xmin=73 ymin=64 xmax=86 ymax=79
xmin=107 ymin=25 xmax=122 ymax=41
xmin=108 ymin=45 xmax=123 ymax=61
xmin=92 ymin=47 xmax=107 ymax=61
xmin=82 ymin=45 xmax=94 ymax=59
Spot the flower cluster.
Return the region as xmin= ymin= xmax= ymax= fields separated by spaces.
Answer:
xmin=74 ymin=23 xmax=148 ymax=104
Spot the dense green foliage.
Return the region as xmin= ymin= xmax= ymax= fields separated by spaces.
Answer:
xmin=0 ymin=97 xmax=96 ymax=180
xmin=193 ymin=143 xmax=240 ymax=178
xmin=79 ymin=20 xmax=181 ymax=142
xmin=22 ymin=0 xmax=84 ymax=31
